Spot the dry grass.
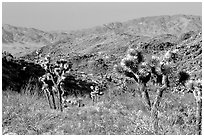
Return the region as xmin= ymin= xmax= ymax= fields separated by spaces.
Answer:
xmin=2 ymin=86 xmax=198 ymax=135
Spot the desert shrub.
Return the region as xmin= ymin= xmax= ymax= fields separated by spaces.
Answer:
xmin=2 ymin=53 xmax=45 ymax=92
xmin=20 ymin=78 xmax=44 ymax=97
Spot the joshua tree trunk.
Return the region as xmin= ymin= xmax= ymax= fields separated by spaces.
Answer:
xmin=57 ymin=85 xmax=63 ymax=112
xmin=151 ymin=84 xmax=167 ymax=134
xmin=44 ymin=88 xmax=53 ymax=109
xmin=195 ymin=89 xmax=202 ymax=135
xmin=196 ymin=98 xmax=202 ymax=135
xmin=151 ymin=74 xmax=168 ymax=134
xmin=141 ymin=83 xmax=151 ymax=111
xmin=78 ymin=99 xmax=82 ymax=107
xmin=49 ymin=88 xmax=57 ymax=109
xmin=91 ymin=94 xmax=97 ymax=105
xmin=162 ymin=74 xmax=168 ymax=87
xmin=50 ymin=75 xmax=63 ymax=112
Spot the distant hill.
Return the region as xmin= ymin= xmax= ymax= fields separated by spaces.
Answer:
xmin=2 ymin=15 xmax=201 ymax=54
xmin=2 ymin=24 xmax=54 ymax=44
xmin=122 ymin=14 xmax=201 ymax=36
xmin=2 ymin=14 xmax=202 ymax=79
xmin=2 ymin=24 xmax=71 ymax=57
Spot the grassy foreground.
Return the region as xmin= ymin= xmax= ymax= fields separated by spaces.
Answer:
xmin=2 ymin=87 xmax=198 ymax=135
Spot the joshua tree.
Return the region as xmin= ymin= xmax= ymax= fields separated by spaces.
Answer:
xmin=2 ymin=51 xmax=14 ymax=62
xmin=90 ymin=84 xmax=104 ymax=105
xmin=174 ymin=69 xmax=202 ymax=135
xmin=39 ymin=73 xmax=57 ymax=109
xmin=116 ymin=47 xmax=152 ymax=109
xmin=185 ymin=79 xmax=202 ymax=135
xmin=53 ymin=59 xmax=72 ymax=111
xmin=37 ymin=54 xmax=60 ymax=110
xmin=147 ymin=50 xmax=177 ymax=134
xmin=36 ymin=53 xmax=72 ymax=112
xmin=63 ymin=96 xmax=83 ymax=108
xmin=116 ymin=47 xmax=178 ymax=134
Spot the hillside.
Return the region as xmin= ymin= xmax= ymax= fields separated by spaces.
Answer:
xmin=2 ymin=24 xmax=70 ymax=57
xmin=20 ymin=15 xmax=201 ymax=79
xmin=2 ymin=14 xmax=202 ymax=135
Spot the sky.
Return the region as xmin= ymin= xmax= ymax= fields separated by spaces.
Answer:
xmin=2 ymin=2 xmax=202 ymax=31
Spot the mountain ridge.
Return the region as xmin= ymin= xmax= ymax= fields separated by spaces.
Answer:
xmin=2 ymin=15 xmax=202 ymax=75
xmin=2 ymin=14 xmax=201 ymax=44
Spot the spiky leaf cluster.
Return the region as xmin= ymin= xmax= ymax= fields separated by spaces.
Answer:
xmin=118 ymin=47 xmax=182 ymax=86
xmin=162 ymin=49 xmax=179 ymax=63
xmin=160 ymin=62 xmax=172 ymax=75
xmin=114 ymin=64 xmax=139 ymax=82
xmin=148 ymin=55 xmax=161 ymax=68
xmin=137 ymin=62 xmax=151 ymax=77
xmin=127 ymin=48 xmax=144 ymax=63
xmin=120 ymin=48 xmax=144 ymax=74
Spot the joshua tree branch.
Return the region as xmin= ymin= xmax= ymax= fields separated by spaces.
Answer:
xmin=151 ymin=85 xmax=167 ymax=134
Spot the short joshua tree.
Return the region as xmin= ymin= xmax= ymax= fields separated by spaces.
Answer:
xmin=63 ymin=96 xmax=83 ymax=108
xmin=53 ymin=59 xmax=72 ymax=111
xmin=39 ymin=73 xmax=57 ymax=109
xmin=36 ymin=53 xmax=72 ymax=112
xmin=172 ymin=68 xmax=202 ymax=135
xmin=2 ymin=51 xmax=14 ymax=62
xmin=185 ymin=79 xmax=202 ymax=135
xmin=90 ymin=84 xmax=104 ymax=105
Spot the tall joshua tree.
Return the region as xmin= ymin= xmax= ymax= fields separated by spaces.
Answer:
xmin=116 ymin=47 xmax=178 ymax=134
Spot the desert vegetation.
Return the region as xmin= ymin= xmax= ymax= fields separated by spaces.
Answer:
xmin=2 ymin=15 xmax=202 ymax=135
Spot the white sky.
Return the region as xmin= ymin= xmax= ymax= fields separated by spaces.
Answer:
xmin=2 ymin=2 xmax=202 ymax=31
